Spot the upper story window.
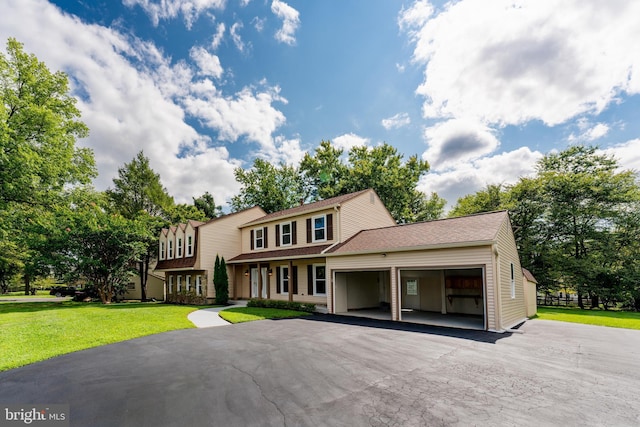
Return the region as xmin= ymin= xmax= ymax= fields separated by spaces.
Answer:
xmin=187 ymin=235 xmax=193 ymax=257
xmin=313 ymin=215 xmax=326 ymax=242
xmin=281 ymin=222 xmax=292 ymax=246
xmin=177 ymin=237 xmax=183 ymax=257
xmin=168 ymin=239 xmax=174 ymax=259
xmin=251 ymin=227 xmax=268 ymax=250
xmin=159 ymin=241 xmax=165 ymax=260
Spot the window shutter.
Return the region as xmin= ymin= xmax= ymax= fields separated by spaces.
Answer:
xmin=307 ymin=265 xmax=314 ymax=295
xmin=292 ymin=221 xmax=297 ymax=245
xmin=327 ymin=213 xmax=334 ymax=240
xmin=263 ymin=226 xmax=268 ymax=248
xmin=250 ymin=230 xmax=254 ymax=250
xmin=276 ymin=267 xmax=281 ymax=294
xmin=275 ymin=224 xmax=280 ymax=247
xmin=292 ymin=266 xmax=298 ymax=294
xmin=306 ymin=218 xmax=312 ymax=243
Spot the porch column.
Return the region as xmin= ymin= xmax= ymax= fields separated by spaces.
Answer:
xmin=258 ymin=264 xmax=263 ymax=300
xmin=391 ymin=266 xmax=398 ymax=321
xmin=232 ymin=265 xmax=237 ymax=300
xmin=288 ymin=260 xmax=293 ymax=302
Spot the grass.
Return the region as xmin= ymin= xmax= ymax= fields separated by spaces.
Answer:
xmin=219 ymin=307 xmax=312 ymax=324
xmin=0 ymin=290 xmax=57 ymax=298
xmin=536 ymin=306 xmax=640 ymax=330
xmin=0 ymin=301 xmax=204 ymax=371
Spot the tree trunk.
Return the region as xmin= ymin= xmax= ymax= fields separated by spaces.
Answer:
xmin=578 ymin=293 xmax=584 ymax=309
xmin=590 ymin=294 xmax=599 ymax=309
xmin=24 ymin=274 xmax=30 ymax=296
xmin=139 ymin=258 xmax=148 ymax=302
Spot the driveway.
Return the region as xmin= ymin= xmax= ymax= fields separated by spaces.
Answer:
xmin=0 ymin=316 xmax=639 ymax=426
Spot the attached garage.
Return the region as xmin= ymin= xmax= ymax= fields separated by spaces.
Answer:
xmin=326 ymin=211 xmax=527 ymax=332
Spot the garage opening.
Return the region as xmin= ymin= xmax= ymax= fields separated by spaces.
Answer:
xmin=400 ymin=268 xmax=485 ymax=330
xmin=334 ymin=270 xmax=391 ymax=320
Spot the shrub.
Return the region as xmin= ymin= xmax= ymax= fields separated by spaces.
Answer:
xmin=247 ymin=299 xmax=316 ymax=313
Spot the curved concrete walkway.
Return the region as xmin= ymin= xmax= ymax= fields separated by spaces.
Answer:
xmin=187 ymin=299 xmax=248 ymax=328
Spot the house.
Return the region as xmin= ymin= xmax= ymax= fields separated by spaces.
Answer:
xmin=157 ymin=189 xmax=529 ymax=331
xmin=123 ymin=259 xmax=165 ymax=300
xmin=155 ymin=208 xmax=266 ymax=302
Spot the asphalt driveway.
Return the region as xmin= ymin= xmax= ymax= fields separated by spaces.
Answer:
xmin=1 ymin=316 xmax=639 ymax=426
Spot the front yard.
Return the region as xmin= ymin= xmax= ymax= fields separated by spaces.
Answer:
xmin=0 ymin=301 xmax=203 ymax=371
xmin=536 ymin=306 xmax=640 ymax=329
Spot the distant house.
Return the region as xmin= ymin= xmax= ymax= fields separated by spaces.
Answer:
xmin=123 ymin=259 xmax=165 ymax=301
xmin=156 ymin=189 xmax=529 ymax=332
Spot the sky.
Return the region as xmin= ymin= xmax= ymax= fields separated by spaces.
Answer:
xmin=1 ymin=0 xmax=639 ymax=211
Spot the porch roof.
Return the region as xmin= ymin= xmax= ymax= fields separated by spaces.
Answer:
xmin=155 ymin=256 xmax=197 ymax=271
xmin=227 ymin=244 xmax=332 ymax=263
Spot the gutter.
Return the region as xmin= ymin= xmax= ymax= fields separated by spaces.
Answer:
xmin=324 ymin=239 xmax=498 ymax=257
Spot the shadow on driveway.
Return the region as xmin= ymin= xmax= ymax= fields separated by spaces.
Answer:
xmin=301 ymin=313 xmax=511 ymax=344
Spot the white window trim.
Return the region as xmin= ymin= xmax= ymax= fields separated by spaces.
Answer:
xmin=186 ymin=275 xmax=192 ymax=291
xmin=313 ymin=263 xmax=327 ymax=296
xmin=177 ymin=237 xmax=183 ymax=258
xmin=510 ymin=263 xmax=516 ymax=299
xmin=159 ymin=241 xmax=165 ymax=260
xmin=254 ymin=227 xmax=264 ymax=249
xmin=280 ymin=221 xmax=292 ymax=247
xmin=187 ymin=235 xmax=193 ymax=257
xmin=168 ymin=240 xmax=174 ymax=259
xmin=312 ymin=214 xmax=327 ymax=243
xmin=177 ymin=275 xmax=182 ymax=292
xmin=280 ymin=265 xmax=289 ymax=295
xmin=196 ymin=275 xmax=202 ymax=295
xmin=168 ymin=276 xmax=173 ymax=293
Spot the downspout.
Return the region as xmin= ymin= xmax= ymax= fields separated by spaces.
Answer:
xmin=492 ymin=244 xmax=504 ymax=332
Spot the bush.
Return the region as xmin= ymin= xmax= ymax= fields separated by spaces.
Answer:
xmin=247 ymin=299 xmax=316 ymax=313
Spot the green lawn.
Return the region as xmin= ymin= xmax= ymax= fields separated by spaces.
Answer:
xmin=219 ymin=307 xmax=312 ymax=324
xmin=536 ymin=306 xmax=640 ymax=330
xmin=0 ymin=290 xmax=57 ymax=298
xmin=0 ymin=302 xmax=203 ymax=371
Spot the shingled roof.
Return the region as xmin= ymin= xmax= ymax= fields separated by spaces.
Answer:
xmin=327 ymin=210 xmax=509 ymax=255
xmin=227 ymin=244 xmax=333 ymax=263
xmin=240 ymin=189 xmax=371 ymax=227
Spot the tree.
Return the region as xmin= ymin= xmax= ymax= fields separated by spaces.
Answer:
xmin=449 ymin=184 xmax=505 ymax=218
xmin=300 ymin=141 xmax=434 ymax=223
xmin=45 ymin=190 xmax=148 ymax=303
xmin=193 ymin=192 xmax=222 ymax=219
xmin=1 ymin=38 xmax=96 ymax=294
xmin=0 ymin=38 xmax=95 ymax=209
xmin=107 ymin=151 xmax=174 ymax=301
xmin=168 ymin=203 xmax=207 ymax=224
xmin=216 ymin=257 xmax=229 ymax=305
xmin=231 ymin=158 xmax=306 ymax=214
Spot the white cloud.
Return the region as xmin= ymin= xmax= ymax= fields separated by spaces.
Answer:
xmin=0 ymin=0 xmax=287 ymax=206
xmin=381 ymin=112 xmax=411 ymax=130
xmin=601 ymin=139 xmax=640 ymax=174
xmin=251 ymin=16 xmax=266 ymax=32
xmin=211 ymin=22 xmax=226 ymax=50
xmin=230 ymin=21 xmax=246 ymax=52
xmin=123 ymin=0 xmax=226 ymax=29
xmin=422 ymin=118 xmax=500 ymax=169
xmin=568 ymin=121 xmax=610 ymax=142
xmin=400 ymin=0 xmax=640 ymax=127
xmin=189 ymin=46 xmax=223 ymax=78
xmin=271 ymin=0 xmax=300 ymax=45
xmin=332 ymin=133 xmax=370 ymax=152
xmin=418 ymin=147 xmax=543 ymax=209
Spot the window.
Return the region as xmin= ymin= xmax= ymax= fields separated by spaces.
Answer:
xmin=279 ymin=266 xmax=289 ymax=295
xmin=160 ymin=241 xmax=165 ymax=260
xmin=186 ymin=275 xmax=191 ymax=292
xmin=177 ymin=275 xmax=182 ymax=292
xmin=127 ymin=282 xmax=135 ymax=290
xmin=313 ymin=264 xmax=326 ymax=295
xmin=254 ymin=228 xmax=264 ymax=249
xmin=168 ymin=276 xmax=173 ymax=293
xmin=168 ymin=240 xmax=173 ymax=259
xmin=196 ymin=275 xmax=202 ymax=295
xmin=313 ymin=215 xmax=326 ymax=242
xmin=281 ymin=222 xmax=292 ymax=246
xmin=510 ymin=263 xmax=516 ymax=299
xmin=177 ymin=237 xmax=182 ymax=257
xmin=187 ymin=235 xmax=193 ymax=256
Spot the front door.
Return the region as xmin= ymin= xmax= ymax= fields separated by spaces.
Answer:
xmin=250 ymin=267 xmax=268 ymax=299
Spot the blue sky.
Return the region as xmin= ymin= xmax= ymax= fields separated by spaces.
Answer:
xmin=1 ymin=0 xmax=639 ymax=211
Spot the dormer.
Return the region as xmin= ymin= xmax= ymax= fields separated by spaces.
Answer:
xmin=167 ymin=226 xmax=176 ymax=260
xmin=175 ymin=224 xmax=186 ymax=258
xmin=159 ymin=228 xmax=168 ymax=260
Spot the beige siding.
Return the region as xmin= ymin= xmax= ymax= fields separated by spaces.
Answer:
xmin=495 ymin=217 xmax=526 ymax=329
xmin=340 ymin=190 xmax=396 ymax=241
xmin=197 ymin=207 xmax=265 ymax=298
xmin=523 ymin=277 xmax=537 ymax=317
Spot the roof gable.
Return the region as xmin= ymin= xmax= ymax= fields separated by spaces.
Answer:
xmin=328 ymin=211 xmax=509 ymax=254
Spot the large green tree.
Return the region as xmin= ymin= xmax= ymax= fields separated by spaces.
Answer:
xmin=0 ymin=38 xmax=96 ymax=294
xmin=107 ymin=151 xmax=174 ymax=300
xmin=193 ymin=192 xmax=222 ymax=219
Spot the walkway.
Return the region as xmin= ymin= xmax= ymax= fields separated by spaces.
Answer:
xmin=187 ymin=299 xmax=248 ymax=328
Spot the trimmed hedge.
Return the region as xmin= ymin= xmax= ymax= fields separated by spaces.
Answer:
xmin=247 ymin=298 xmax=316 ymax=313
